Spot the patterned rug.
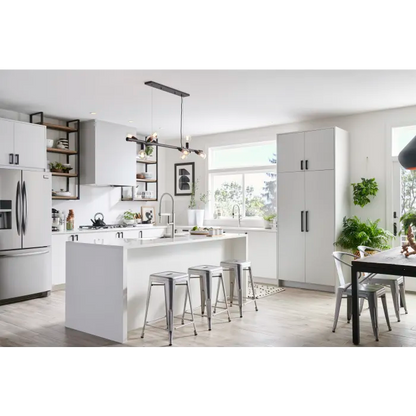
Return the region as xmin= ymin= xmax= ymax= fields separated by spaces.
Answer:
xmin=247 ymin=283 xmax=285 ymax=299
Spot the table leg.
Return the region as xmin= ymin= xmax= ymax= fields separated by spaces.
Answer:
xmin=351 ymin=265 xmax=360 ymax=345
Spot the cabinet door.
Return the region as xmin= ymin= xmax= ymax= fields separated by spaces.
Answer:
xmin=304 ymin=128 xmax=334 ymax=171
xmin=51 ymin=234 xmax=68 ymax=285
xmin=0 ymin=119 xmax=15 ymax=167
xmin=248 ymin=231 xmax=277 ymax=280
xmin=305 ymin=170 xmax=335 ymax=286
xmin=14 ymin=122 xmax=46 ymax=170
xmin=277 ymin=132 xmax=304 ymax=173
xmin=278 ymin=172 xmax=305 ymax=282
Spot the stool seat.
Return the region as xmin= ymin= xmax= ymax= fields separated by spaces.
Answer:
xmin=220 ymin=259 xmax=251 ymax=269
xmin=188 ymin=265 xmax=222 ymax=275
xmin=150 ymin=271 xmax=188 ymax=280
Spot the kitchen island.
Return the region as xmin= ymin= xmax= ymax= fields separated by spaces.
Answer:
xmin=65 ymin=234 xmax=248 ymax=343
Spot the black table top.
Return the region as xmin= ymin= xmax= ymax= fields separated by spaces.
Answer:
xmin=352 ymin=246 xmax=416 ymax=277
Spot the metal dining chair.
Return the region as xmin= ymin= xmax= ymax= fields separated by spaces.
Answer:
xmin=357 ymin=246 xmax=408 ymax=322
xmin=333 ymin=252 xmax=391 ymax=341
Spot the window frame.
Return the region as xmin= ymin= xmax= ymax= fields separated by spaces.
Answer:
xmin=207 ymin=141 xmax=277 ymax=220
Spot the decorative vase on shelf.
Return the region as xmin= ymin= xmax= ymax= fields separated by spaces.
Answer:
xmin=195 ymin=209 xmax=205 ymax=227
xmin=263 ymin=220 xmax=273 ymax=229
xmin=188 ymin=209 xmax=196 ymax=226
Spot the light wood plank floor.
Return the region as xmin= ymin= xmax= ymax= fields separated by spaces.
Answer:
xmin=1 ymin=288 xmax=416 ymax=347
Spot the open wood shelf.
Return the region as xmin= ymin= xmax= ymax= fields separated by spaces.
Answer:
xmin=136 ymin=179 xmax=157 ymax=183
xmin=52 ymin=196 xmax=79 ymax=200
xmin=136 ymin=159 xmax=157 ymax=164
xmin=51 ymin=172 xmax=78 ymax=178
xmin=121 ymin=198 xmax=158 ymax=202
xmin=47 ymin=148 xmax=78 ymax=155
xmin=40 ymin=123 xmax=78 ymax=132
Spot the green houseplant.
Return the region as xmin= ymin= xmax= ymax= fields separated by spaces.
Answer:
xmin=351 ymin=178 xmax=379 ymax=208
xmin=400 ymin=211 xmax=416 ymax=234
xmin=335 ymin=216 xmax=393 ymax=254
xmin=263 ymin=213 xmax=276 ymax=229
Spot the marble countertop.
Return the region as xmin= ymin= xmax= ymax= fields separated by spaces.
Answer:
xmin=52 ymin=225 xmax=167 ymax=235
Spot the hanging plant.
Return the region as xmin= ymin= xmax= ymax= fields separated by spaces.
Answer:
xmin=351 ymin=178 xmax=378 ymax=208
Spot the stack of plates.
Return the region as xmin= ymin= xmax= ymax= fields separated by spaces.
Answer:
xmin=57 ymin=139 xmax=69 ymax=149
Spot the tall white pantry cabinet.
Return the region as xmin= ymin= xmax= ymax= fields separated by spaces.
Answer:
xmin=277 ymin=127 xmax=349 ymax=291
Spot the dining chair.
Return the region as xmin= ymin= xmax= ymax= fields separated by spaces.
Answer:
xmin=333 ymin=251 xmax=391 ymax=341
xmin=357 ymin=246 xmax=408 ymax=322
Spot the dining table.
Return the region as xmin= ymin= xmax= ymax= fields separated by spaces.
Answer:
xmin=351 ymin=246 xmax=416 ymax=345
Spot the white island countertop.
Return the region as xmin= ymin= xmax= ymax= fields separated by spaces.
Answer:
xmin=71 ymin=233 xmax=246 ymax=250
xmin=52 ymin=225 xmax=167 ymax=236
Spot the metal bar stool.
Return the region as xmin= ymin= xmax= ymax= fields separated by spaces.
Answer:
xmin=220 ymin=260 xmax=258 ymax=318
xmin=141 ymin=271 xmax=197 ymax=346
xmin=187 ymin=265 xmax=231 ymax=330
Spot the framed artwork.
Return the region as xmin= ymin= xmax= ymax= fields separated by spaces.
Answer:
xmin=141 ymin=206 xmax=156 ymax=224
xmin=174 ymin=162 xmax=195 ymax=196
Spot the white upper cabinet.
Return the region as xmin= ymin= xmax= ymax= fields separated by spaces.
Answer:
xmin=0 ymin=118 xmax=46 ymax=170
xmin=14 ymin=122 xmax=46 ymax=170
xmin=304 ymin=128 xmax=334 ymax=171
xmin=277 ymin=132 xmax=304 ymax=173
xmin=0 ymin=119 xmax=14 ymax=166
xmin=80 ymin=120 xmax=136 ymax=187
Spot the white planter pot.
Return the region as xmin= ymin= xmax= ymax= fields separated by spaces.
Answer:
xmin=263 ymin=220 xmax=272 ymax=229
xmin=195 ymin=210 xmax=205 ymax=227
xmin=188 ymin=209 xmax=196 ymax=226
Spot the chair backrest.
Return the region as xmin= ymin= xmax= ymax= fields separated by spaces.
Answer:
xmin=357 ymin=246 xmax=381 ymax=258
xmin=333 ymin=251 xmax=358 ymax=287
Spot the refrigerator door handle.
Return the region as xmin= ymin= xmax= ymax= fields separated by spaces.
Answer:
xmin=0 ymin=250 xmax=49 ymax=258
xmin=22 ymin=181 xmax=28 ymax=235
xmin=15 ymin=181 xmax=21 ymax=236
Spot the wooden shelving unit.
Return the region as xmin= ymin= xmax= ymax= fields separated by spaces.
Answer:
xmin=122 ymin=141 xmax=159 ymax=202
xmin=30 ymin=112 xmax=80 ymax=201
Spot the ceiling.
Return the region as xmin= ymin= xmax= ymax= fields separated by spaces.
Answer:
xmin=1 ymin=70 xmax=416 ymax=139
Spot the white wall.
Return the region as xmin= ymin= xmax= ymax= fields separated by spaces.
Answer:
xmin=0 ymin=108 xmax=167 ymax=227
xmin=161 ymin=104 xmax=416 ymax=231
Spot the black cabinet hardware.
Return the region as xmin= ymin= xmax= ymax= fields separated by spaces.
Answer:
xmin=301 ymin=160 xmax=304 ymax=170
xmin=394 ymin=223 xmax=397 ymax=237
xmin=305 ymin=160 xmax=309 ymax=170
xmin=305 ymin=211 xmax=309 ymax=232
xmin=301 ymin=211 xmax=304 ymax=232
xmin=14 ymin=154 xmax=19 ymax=165
xmin=9 ymin=154 xmax=13 ymax=164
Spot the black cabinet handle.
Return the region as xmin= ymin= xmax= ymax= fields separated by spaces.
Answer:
xmin=305 ymin=211 xmax=309 ymax=232
xmin=305 ymin=160 xmax=309 ymax=170
xmin=75 ymin=235 xmax=79 ymax=241
xmin=394 ymin=222 xmax=397 ymax=237
xmin=301 ymin=211 xmax=304 ymax=232
xmin=300 ymin=160 xmax=304 ymax=170
xmin=14 ymin=154 xmax=19 ymax=165
xmin=121 ymin=232 xmax=124 ymax=238
xmin=9 ymin=154 xmax=14 ymax=164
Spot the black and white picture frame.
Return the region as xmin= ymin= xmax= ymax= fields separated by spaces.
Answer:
xmin=174 ymin=162 xmax=195 ymax=196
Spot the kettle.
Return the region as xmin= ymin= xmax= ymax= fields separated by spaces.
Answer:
xmin=91 ymin=212 xmax=106 ymax=227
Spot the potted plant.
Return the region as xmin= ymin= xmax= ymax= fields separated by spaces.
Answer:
xmin=351 ymin=178 xmax=378 ymax=208
xmin=335 ymin=216 xmax=393 ymax=255
xmin=400 ymin=211 xmax=416 ymax=235
xmin=49 ymin=161 xmax=64 ymax=173
xmin=188 ymin=180 xmax=198 ymax=225
xmin=123 ymin=210 xmax=137 ymax=225
xmin=145 ymin=145 xmax=154 ymax=159
xmin=195 ymin=191 xmax=210 ymax=227
xmin=263 ymin=213 xmax=276 ymax=229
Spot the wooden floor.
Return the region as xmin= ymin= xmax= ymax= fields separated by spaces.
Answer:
xmin=1 ymin=288 xmax=416 ymax=347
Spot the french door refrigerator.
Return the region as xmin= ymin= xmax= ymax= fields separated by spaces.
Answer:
xmin=0 ymin=168 xmax=51 ymax=304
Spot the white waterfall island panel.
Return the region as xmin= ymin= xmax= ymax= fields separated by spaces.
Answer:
xmin=65 ymin=234 xmax=248 ymax=343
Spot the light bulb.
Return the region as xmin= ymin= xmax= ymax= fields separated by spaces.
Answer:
xmin=185 ymin=135 xmax=191 ymax=142
xmin=198 ymin=151 xmax=206 ymax=159
xmin=180 ymin=153 xmax=188 ymax=160
xmin=152 ymin=132 xmax=158 ymax=139
xmin=127 ymin=134 xmax=133 ymax=139
xmin=138 ymin=149 xmax=146 ymax=159
xmin=181 ymin=148 xmax=190 ymax=156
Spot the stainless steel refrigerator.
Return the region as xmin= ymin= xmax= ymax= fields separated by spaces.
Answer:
xmin=0 ymin=169 xmax=51 ymax=304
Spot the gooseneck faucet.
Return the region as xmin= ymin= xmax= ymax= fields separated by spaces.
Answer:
xmin=159 ymin=193 xmax=175 ymax=239
xmin=232 ymin=204 xmax=242 ymax=227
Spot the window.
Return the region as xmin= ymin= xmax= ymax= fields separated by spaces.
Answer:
xmin=208 ymin=141 xmax=277 ymax=219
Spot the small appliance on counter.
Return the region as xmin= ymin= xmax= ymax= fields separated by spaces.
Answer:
xmin=52 ymin=208 xmax=60 ymax=232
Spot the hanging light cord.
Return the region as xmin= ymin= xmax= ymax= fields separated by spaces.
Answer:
xmin=180 ymin=96 xmax=183 ymax=148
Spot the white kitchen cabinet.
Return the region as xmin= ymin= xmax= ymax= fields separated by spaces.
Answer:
xmin=304 ymin=128 xmax=334 ymax=171
xmin=80 ymin=120 xmax=136 ymax=187
xmin=277 ymin=172 xmax=305 ymax=283
xmin=277 ymin=127 xmax=336 ymax=173
xmin=0 ymin=118 xmax=14 ymax=166
xmin=277 ymin=132 xmax=304 ymax=173
xmin=0 ymin=117 xmax=46 ymax=170
xmin=14 ymin=122 xmax=46 ymax=170
xmin=277 ymin=127 xmax=349 ymax=290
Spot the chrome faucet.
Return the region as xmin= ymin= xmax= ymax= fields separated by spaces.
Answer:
xmin=159 ymin=193 xmax=175 ymax=239
xmin=232 ymin=204 xmax=242 ymax=227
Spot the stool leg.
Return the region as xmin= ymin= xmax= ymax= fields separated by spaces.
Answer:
xmin=203 ymin=274 xmax=213 ymax=330
xmin=199 ymin=277 xmax=206 ymax=316
xmin=164 ymin=284 xmax=169 ymax=329
xmin=400 ymin=278 xmax=408 ymax=314
xmin=381 ymin=293 xmax=392 ymax=331
xmin=236 ymin=266 xmax=243 ymax=318
xmin=166 ymin=281 xmax=174 ymax=346
xmin=213 ymin=276 xmax=221 ymax=314
xmin=368 ymin=294 xmax=379 ymax=341
xmin=141 ymin=281 xmax=152 ymax=339
xmin=347 ymin=296 xmax=352 ymax=323
xmin=220 ymin=274 xmax=231 ymax=322
xmin=391 ymin=281 xmax=400 ymax=322
xmin=186 ymin=281 xmax=198 ymax=336
xmin=181 ymin=284 xmax=188 ymax=325
xmin=248 ymin=267 xmax=258 ymax=312
xmin=230 ymin=270 xmax=235 ymax=307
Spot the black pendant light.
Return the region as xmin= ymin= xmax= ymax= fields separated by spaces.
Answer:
xmin=398 ymin=135 xmax=416 ymax=170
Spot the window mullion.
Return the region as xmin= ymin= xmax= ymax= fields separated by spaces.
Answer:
xmin=242 ymin=173 xmax=246 ymax=218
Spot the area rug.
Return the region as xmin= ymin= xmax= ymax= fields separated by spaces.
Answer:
xmin=247 ymin=283 xmax=284 ymax=299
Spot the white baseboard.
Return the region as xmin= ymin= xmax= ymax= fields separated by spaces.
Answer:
xmin=279 ymin=279 xmax=335 ymax=293
xmin=52 ymin=284 xmax=65 ymax=292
